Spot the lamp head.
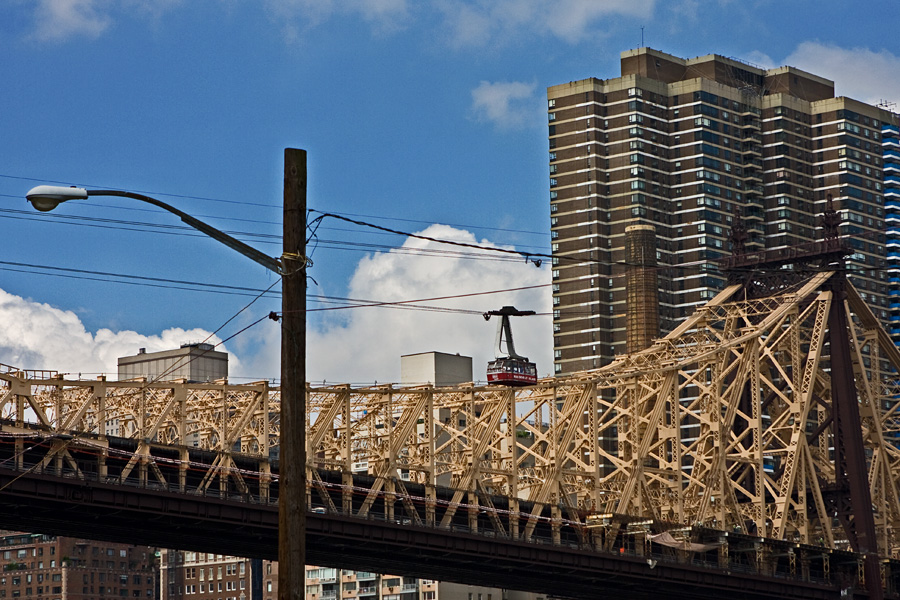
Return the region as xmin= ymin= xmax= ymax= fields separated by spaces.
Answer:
xmin=26 ymin=185 xmax=89 ymax=212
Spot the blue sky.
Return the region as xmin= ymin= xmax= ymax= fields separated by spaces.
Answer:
xmin=2 ymin=0 xmax=900 ymax=384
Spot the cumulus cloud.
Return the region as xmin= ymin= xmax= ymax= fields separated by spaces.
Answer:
xmin=542 ymin=0 xmax=655 ymax=41
xmin=29 ymin=0 xmax=183 ymax=42
xmin=784 ymin=42 xmax=900 ymax=108
xmin=264 ymin=0 xmax=410 ymax=41
xmin=439 ymin=0 xmax=656 ymax=47
xmin=0 ymin=287 xmax=237 ymax=377
xmin=742 ymin=50 xmax=775 ymax=70
xmin=470 ymin=80 xmax=539 ymax=130
xmin=32 ymin=0 xmax=111 ymax=42
xmin=306 ymin=224 xmax=552 ymax=385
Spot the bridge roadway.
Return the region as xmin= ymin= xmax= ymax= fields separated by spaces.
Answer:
xmin=0 ymin=428 xmax=892 ymax=600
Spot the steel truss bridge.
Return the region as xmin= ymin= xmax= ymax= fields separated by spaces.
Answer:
xmin=3 ymin=259 xmax=900 ymax=598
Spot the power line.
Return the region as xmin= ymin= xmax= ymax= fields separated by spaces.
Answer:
xmin=147 ymin=277 xmax=283 ymax=384
xmin=0 ymin=208 xmax=551 ymax=263
xmin=0 ymin=259 xmax=280 ymax=297
xmin=0 ymin=174 xmax=277 ymax=209
xmin=0 ymin=258 xmax=551 ymax=315
xmin=323 ymin=210 xmax=547 ymax=237
xmin=0 ymin=177 xmax=550 ymax=238
xmin=310 ymin=211 xmax=548 ymax=267
xmin=296 ymin=283 xmax=552 ymax=316
xmin=7 ymin=176 xmax=890 ymax=282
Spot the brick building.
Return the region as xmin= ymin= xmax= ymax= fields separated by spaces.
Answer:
xmin=158 ymin=552 xmax=262 ymax=600
xmin=0 ymin=533 xmax=156 ymax=600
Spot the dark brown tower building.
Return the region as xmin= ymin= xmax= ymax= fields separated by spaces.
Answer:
xmin=549 ymin=47 xmax=899 ymax=374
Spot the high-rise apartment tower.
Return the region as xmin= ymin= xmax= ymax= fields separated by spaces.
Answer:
xmin=548 ymin=47 xmax=899 ymax=374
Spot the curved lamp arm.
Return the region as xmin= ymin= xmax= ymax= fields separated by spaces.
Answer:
xmin=26 ymin=185 xmax=282 ymax=274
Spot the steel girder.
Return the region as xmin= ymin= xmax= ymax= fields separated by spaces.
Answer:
xmin=2 ymin=268 xmax=900 ymax=554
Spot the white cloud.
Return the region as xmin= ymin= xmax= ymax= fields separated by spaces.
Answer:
xmin=543 ymin=0 xmax=655 ymax=42
xmin=29 ymin=0 xmax=183 ymax=42
xmin=470 ymin=80 xmax=539 ymax=130
xmin=439 ymin=0 xmax=656 ymax=47
xmin=306 ymin=224 xmax=552 ymax=385
xmin=784 ymin=42 xmax=900 ymax=108
xmin=0 ymin=287 xmax=238 ymax=377
xmin=32 ymin=0 xmax=110 ymax=42
xmin=742 ymin=50 xmax=775 ymax=70
xmin=28 ymin=0 xmax=654 ymax=47
xmin=440 ymin=2 xmax=493 ymax=48
xmin=264 ymin=0 xmax=410 ymax=42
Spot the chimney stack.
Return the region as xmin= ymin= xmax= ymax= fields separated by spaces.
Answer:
xmin=625 ymin=224 xmax=660 ymax=353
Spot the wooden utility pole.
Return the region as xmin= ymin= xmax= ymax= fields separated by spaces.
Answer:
xmin=279 ymin=148 xmax=307 ymax=600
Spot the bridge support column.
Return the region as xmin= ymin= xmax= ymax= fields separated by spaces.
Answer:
xmin=799 ymin=550 xmax=810 ymax=582
xmin=468 ymin=490 xmax=478 ymax=533
xmin=551 ymin=505 xmax=561 ymax=545
xmin=140 ymin=455 xmax=149 ymax=487
xmin=756 ymin=543 xmax=771 ymax=576
xmin=260 ymin=462 xmax=271 ymax=502
xmin=828 ymin=273 xmax=884 ymax=600
xmin=98 ymin=447 xmax=107 ymax=481
xmin=718 ymin=540 xmax=729 ymax=569
xmin=342 ymin=472 xmax=353 ymax=515
xmin=508 ymin=498 xmax=519 ymax=540
xmin=14 ymin=436 xmax=23 ymax=471
xmin=425 ymin=484 xmax=436 ymax=527
xmin=385 ymin=478 xmax=396 ymax=522
xmin=179 ymin=448 xmax=188 ymax=492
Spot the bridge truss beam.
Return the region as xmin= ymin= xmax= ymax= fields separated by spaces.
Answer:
xmin=2 ymin=269 xmax=900 ymax=561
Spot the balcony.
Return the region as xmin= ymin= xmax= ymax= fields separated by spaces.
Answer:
xmin=357 ymin=589 xmax=377 ymax=596
xmin=742 ymin=143 xmax=762 ymax=155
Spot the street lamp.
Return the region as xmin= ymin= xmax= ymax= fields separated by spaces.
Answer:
xmin=26 ymin=185 xmax=281 ymax=273
xmin=26 ymin=149 xmax=307 ymax=600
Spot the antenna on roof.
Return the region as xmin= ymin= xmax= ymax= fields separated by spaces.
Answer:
xmin=641 ymin=26 xmax=644 ymax=48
